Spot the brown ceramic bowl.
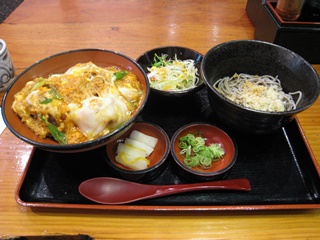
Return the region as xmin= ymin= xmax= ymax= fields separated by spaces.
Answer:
xmin=1 ymin=49 xmax=150 ymax=153
xmin=136 ymin=46 xmax=204 ymax=97
xmin=105 ymin=122 xmax=170 ymax=182
xmin=171 ymin=122 xmax=237 ymax=181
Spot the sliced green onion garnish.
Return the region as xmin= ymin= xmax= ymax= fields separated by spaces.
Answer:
xmin=40 ymin=97 xmax=53 ymax=104
xmin=40 ymin=115 xmax=67 ymax=145
xmin=178 ymin=132 xmax=224 ymax=169
xmin=114 ymin=70 xmax=128 ymax=80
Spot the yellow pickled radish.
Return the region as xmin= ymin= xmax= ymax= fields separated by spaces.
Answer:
xmin=115 ymin=151 xmax=149 ymax=170
xmin=115 ymin=130 xmax=158 ymax=170
xmin=124 ymin=138 xmax=154 ymax=156
xmin=116 ymin=142 xmax=147 ymax=158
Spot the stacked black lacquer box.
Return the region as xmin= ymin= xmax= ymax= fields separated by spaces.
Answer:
xmin=246 ymin=0 xmax=320 ymax=64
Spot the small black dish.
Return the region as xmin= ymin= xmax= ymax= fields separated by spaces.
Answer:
xmin=136 ymin=46 xmax=204 ymax=97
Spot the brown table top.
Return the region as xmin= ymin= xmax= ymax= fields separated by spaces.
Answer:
xmin=1 ymin=0 xmax=320 ymax=239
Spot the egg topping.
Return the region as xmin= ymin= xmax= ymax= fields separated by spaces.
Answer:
xmin=12 ymin=62 xmax=143 ymax=144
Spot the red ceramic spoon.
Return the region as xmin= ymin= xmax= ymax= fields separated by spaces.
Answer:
xmin=79 ymin=177 xmax=251 ymax=204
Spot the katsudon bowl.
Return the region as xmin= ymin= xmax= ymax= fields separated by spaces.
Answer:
xmin=2 ymin=49 xmax=150 ymax=153
xmin=136 ymin=46 xmax=204 ymax=97
xmin=201 ymin=40 xmax=320 ymax=135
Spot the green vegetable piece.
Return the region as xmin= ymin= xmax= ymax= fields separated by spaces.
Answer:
xmin=40 ymin=97 xmax=53 ymax=104
xmin=40 ymin=115 xmax=67 ymax=145
xmin=114 ymin=71 xmax=128 ymax=80
xmin=178 ymin=131 xmax=225 ymax=169
xmin=209 ymin=144 xmax=224 ymax=157
xmin=49 ymin=86 xmax=62 ymax=100
xmin=31 ymin=77 xmax=45 ymax=91
xmin=152 ymin=53 xmax=172 ymax=67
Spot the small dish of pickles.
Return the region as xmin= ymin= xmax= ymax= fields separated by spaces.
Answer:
xmin=105 ymin=121 xmax=170 ymax=182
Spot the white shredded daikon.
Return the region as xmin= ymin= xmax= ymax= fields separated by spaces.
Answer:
xmin=147 ymin=54 xmax=199 ymax=91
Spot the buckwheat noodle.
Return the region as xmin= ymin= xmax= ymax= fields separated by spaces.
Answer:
xmin=213 ymin=73 xmax=302 ymax=112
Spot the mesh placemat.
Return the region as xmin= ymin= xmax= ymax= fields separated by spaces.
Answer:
xmin=0 ymin=0 xmax=23 ymax=23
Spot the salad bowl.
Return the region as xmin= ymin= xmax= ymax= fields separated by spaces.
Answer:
xmin=136 ymin=46 xmax=204 ymax=97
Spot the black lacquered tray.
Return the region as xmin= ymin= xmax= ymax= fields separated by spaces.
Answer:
xmin=16 ymin=88 xmax=320 ymax=211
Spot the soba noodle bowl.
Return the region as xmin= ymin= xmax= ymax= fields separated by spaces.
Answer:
xmin=213 ymin=73 xmax=302 ymax=112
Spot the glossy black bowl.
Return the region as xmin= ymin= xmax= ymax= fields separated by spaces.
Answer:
xmin=2 ymin=49 xmax=150 ymax=152
xmin=201 ymin=40 xmax=320 ymax=134
xmin=136 ymin=46 xmax=204 ymax=97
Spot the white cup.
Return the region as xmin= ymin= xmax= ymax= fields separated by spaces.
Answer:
xmin=0 ymin=39 xmax=15 ymax=92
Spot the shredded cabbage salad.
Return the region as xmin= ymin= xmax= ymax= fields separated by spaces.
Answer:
xmin=178 ymin=132 xmax=225 ymax=170
xmin=147 ymin=54 xmax=199 ymax=91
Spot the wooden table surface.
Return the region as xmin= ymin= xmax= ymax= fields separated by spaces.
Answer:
xmin=1 ymin=0 xmax=320 ymax=239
